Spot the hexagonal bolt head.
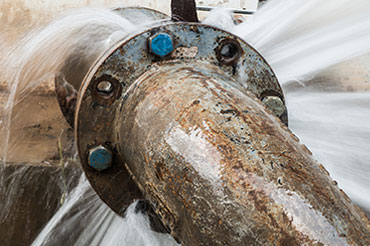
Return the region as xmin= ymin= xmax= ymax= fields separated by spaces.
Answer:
xmin=262 ymin=96 xmax=286 ymax=118
xmin=149 ymin=33 xmax=174 ymax=57
xmin=88 ymin=145 xmax=113 ymax=171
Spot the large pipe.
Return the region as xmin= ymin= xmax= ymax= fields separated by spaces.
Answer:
xmin=116 ymin=61 xmax=369 ymax=245
xmin=54 ymin=6 xmax=370 ymax=245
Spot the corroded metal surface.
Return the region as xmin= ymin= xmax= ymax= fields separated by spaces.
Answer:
xmin=71 ymin=22 xmax=370 ymax=245
xmin=75 ymin=22 xmax=286 ymax=220
xmin=55 ymin=7 xmax=169 ymax=127
xmin=116 ymin=62 xmax=370 ymax=245
xmin=55 ymin=74 xmax=78 ymax=127
xmin=78 ymin=22 xmax=285 ymax=122
xmin=171 ymin=0 xmax=199 ymax=22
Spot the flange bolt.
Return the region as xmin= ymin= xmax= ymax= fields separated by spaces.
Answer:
xmin=216 ymin=39 xmax=242 ymax=65
xmin=149 ymin=33 xmax=174 ymax=57
xmin=262 ymin=96 xmax=286 ymax=118
xmin=88 ymin=145 xmax=113 ymax=171
xmin=96 ymin=80 xmax=113 ymax=95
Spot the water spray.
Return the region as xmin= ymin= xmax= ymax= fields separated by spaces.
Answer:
xmin=54 ymin=1 xmax=369 ymax=245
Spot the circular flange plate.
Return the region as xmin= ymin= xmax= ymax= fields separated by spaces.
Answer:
xmin=75 ymin=22 xmax=286 ymax=215
xmin=55 ymin=7 xmax=169 ymax=127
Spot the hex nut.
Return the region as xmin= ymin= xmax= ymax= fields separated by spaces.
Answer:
xmin=149 ymin=33 xmax=174 ymax=57
xmin=88 ymin=145 xmax=113 ymax=171
xmin=262 ymin=96 xmax=286 ymax=118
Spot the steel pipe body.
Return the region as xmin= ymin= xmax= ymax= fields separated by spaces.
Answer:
xmin=117 ymin=61 xmax=369 ymax=245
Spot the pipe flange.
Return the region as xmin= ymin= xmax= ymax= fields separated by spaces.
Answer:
xmin=55 ymin=7 xmax=169 ymax=127
xmin=75 ymin=22 xmax=286 ymax=216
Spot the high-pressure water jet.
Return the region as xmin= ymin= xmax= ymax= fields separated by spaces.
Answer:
xmin=53 ymin=1 xmax=369 ymax=245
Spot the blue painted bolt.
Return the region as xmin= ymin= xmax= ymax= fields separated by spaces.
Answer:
xmin=88 ymin=145 xmax=113 ymax=171
xmin=149 ymin=33 xmax=174 ymax=57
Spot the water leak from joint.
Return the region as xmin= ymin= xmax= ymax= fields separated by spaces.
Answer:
xmin=1 ymin=0 xmax=370 ymax=245
xmin=0 ymin=6 xmax=179 ymax=246
xmin=228 ymin=0 xmax=370 ymax=214
xmin=32 ymin=175 xmax=178 ymax=246
xmin=232 ymin=0 xmax=370 ymax=83
xmin=0 ymin=8 xmax=137 ymax=164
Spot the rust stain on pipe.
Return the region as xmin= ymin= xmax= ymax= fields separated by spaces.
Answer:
xmin=72 ymin=21 xmax=369 ymax=245
xmin=117 ymin=61 xmax=370 ymax=245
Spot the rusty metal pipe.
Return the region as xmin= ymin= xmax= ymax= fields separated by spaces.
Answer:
xmin=59 ymin=13 xmax=370 ymax=243
xmin=115 ymin=61 xmax=370 ymax=245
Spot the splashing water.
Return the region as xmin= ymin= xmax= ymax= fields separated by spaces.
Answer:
xmin=286 ymin=91 xmax=370 ymax=210
xmin=0 ymin=7 xmax=179 ymax=246
xmin=32 ymin=175 xmax=178 ymax=246
xmin=1 ymin=0 xmax=370 ymax=245
xmin=232 ymin=0 xmax=370 ymax=83
xmin=0 ymin=8 xmax=138 ymax=163
xmin=228 ymin=0 xmax=370 ymax=212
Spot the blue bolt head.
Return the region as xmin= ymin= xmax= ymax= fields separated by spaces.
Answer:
xmin=149 ymin=33 xmax=174 ymax=57
xmin=88 ymin=145 xmax=112 ymax=171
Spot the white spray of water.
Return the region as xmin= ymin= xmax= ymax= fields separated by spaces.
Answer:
xmin=0 ymin=8 xmax=135 ymax=164
xmin=1 ymin=0 xmax=370 ymax=245
xmin=232 ymin=0 xmax=370 ymax=83
xmin=229 ymin=0 xmax=370 ymax=211
xmin=0 ymin=7 xmax=179 ymax=246
xmin=32 ymin=175 xmax=178 ymax=246
xmin=286 ymin=91 xmax=370 ymax=210
xmin=202 ymin=7 xmax=235 ymax=30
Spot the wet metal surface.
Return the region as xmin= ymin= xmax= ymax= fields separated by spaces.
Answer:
xmin=171 ymin=0 xmax=199 ymax=22
xmin=55 ymin=74 xmax=78 ymax=127
xmin=54 ymin=7 xmax=169 ymax=127
xmin=71 ymin=21 xmax=370 ymax=245
xmin=55 ymin=7 xmax=170 ymax=222
xmin=116 ymin=62 xmax=370 ymax=245
xmin=75 ymin=22 xmax=286 ymax=220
